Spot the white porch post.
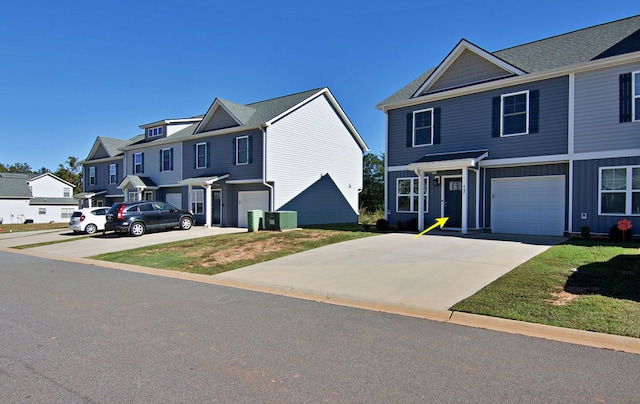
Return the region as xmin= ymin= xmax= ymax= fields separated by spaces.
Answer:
xmin=205 ymin=183 xmax=212 ymax=228
xmin=462 ymin=167 xmax=468 ymax=234
xmin=187 ymin=185 xmax=193 ymax=213
xmin=417 ymin=170 xmax=425 ymax=231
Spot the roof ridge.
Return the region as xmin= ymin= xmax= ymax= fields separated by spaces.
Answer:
xmin=494 ymin=14 xmax=640 ymax=53
xmin=246 ymin=87 xmax=325 ymax=107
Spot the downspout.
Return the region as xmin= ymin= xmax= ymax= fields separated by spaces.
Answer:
xmin=261 ymin=125 xmax=274 ymax=211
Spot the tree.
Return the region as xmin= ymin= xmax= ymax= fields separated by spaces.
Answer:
xmin=5 ymin=162 xmax=34 ymax=174
xmin=360 ymin=152 xmax=385 ymax=213
xmin=54 ymin=156 xmax=82 ymax=189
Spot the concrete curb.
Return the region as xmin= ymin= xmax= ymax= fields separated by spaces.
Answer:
xmin=3 ymin=246 xmax=639 ymax=355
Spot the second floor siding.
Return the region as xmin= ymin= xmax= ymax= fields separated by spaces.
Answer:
xmin=182 ymin=128 xmax=263 ymax=180
xmin=125 ymin=143 xmax=183 ymax=186
xmin=387 ymin=76 xmax=569 ymax=167
xmin=574 ymin=61 xmax=640 ymax=154
xmin=84 ymin=161 xmax=123 ymax=194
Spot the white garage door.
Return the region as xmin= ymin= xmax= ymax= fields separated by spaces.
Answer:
xmin=238 ymin=191 xmax=269 ymax=228
xmin=491 ymin=176 xmax=565 ymax=236
xmin=165 ymin=193 xmax=182 ymax=210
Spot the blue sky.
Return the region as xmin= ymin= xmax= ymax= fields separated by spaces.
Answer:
xmin=1 ymin=1 xmax=638 ymax=171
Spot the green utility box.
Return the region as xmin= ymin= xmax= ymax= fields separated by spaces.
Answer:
xmin=247 ymin=210 xmax=263 ymax=232
xmin=264 ymin=211 xmax=297 ymax=231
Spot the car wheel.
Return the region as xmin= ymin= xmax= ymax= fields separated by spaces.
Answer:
xmin=180 ymin=216 xmax=193 ymax=230
xmin=129 ymin=222 xmax=146 ymax=237
xmin=85 ymin=224 xmax=98 ymax=234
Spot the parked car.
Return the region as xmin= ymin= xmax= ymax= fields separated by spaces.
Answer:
xmin=105 ymin=201 xmax=194 ymax=236
xmin=68 ymin=207 xmax=109 ymax=234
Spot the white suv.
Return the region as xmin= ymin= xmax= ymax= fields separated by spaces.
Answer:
xmin=68 ymin=207 xmax=108 ymax=234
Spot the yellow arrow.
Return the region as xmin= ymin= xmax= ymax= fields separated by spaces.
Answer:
xmin=413 ymin=217 xmax=449 ymax=239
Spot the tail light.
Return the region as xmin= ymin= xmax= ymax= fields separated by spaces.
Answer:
xmin=80 ymin=214 xmax=86 ymax=222
xmin=117 ymin=205 xmax=126 ymax=220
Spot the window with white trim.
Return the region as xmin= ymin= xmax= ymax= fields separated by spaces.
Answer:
xmin=63 ymin=188 xmax=70 ymax=197
xmin=599 ymin=166 xmax=640 ymax=215
xmin=413 ymin=108 xmax=433 ymax=146
xmin=89 ymin=166 xmax=96 ymax=186
xmin=236 ymin=136 xmax=249 ymax=165
xmin=61 ymin=208 xmax=74 ymax=219
xmin=147 ymin=126 xmax=163 ymax=138
xmin=501 ymin=90 xmax=529 ymax=136
xmin=38 ymin=208 xmax=46 ymax=215
xmin=161 ymin=148 xmax=173 ymax=172
xmin=109 ymin=164 xmax=117 ymax=184
xmin=397 ymin=177 xmax=428 ymax=212
xmin=633 ymin=71 xmax=640 ymax=121
xmin=196 ymin=142 xmax=207 ymax=169
xmin=128 ymin=191 xmax=139 ymax=202
xmin=134 ymin=153 xmax=143 ymax=174
xmin=190 ymin=189 xmax=204 ymax=214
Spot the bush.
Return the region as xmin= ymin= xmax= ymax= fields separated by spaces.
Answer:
xmin=609 ymin=224 xmax=632 ymax=241
xmin=397 ymin=221 xmax=404 ymax=231
xmin=376 ymin=218 xmax=389 ymax=231
xmin=405 ymin=217 xmax=418 ymax=231
xmin=581 ymin=226 xmax=590 ymax=240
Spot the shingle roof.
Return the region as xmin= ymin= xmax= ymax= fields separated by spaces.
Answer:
xmin=0 ymin=173 xmax=32 ymax=198
xmin=379 ymin=14 xmax=640 ymax=107
xmin=29 ymin=197 xmax=77 ymax=206
xmin=242 ymin=88 xmax=324 ymax=125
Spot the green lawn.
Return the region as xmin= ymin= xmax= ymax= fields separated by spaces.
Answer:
xmin=92 ymin=228 xmax=379 ymax=275
xmin=451 ymin=239 xmax=640 ymax=338
xmin=0 ymin=222 xmax=67 ymax=233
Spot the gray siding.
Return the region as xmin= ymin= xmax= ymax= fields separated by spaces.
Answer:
xmin=573 ymin=156 xmax=640 ymax=235
xmin=387 ymin=76 xmax=569 ymax=167
xmin=483 ymin=163 xmax=568 ymax=229
xmin=574 ymin=61 xmax=640 ymax=153
xmin=427 ymin=49 xmax=514 ymax=94
xmin=84 ymin=161 xmax=123 ymax=196
xmin=202 ymin=108 xmax=239 ymax=132
xmin=182 ymin=129 xmax=263 ymax=181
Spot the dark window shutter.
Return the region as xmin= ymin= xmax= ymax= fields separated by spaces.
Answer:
xmin=170 ymin=148 xmax=174 ymax=171
xmin=141 ymin=153 xmax=144 ymax=174
xmin=159 ymin=150 xmax=163 ymax=171
xmin=529 ymin=90 xmax=539 ymax=133
xmin=248 ymin=136 xmax=253 ymax=164
xmin=406 ymin=113 xmax=413 ymax=147
xmin=132 ymin=155 xmax=135 ymax=173
xmin=433 ymin=108 xmax=441 ymax=144
xmin=206 ymin=142 xmax=211 ymax=168
xmin=620 ymin=73 xmax=632 ymax=123
xmin=193 ymin=144 xmax=197 ymax=169
xmin=232 ymin=138 xmax=236 ymax=165
xmin=491 ymin=96 xmax=501 ymax=137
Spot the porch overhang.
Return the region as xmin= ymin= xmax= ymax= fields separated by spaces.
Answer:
xmin=118 ymin=175 xmax=158 ymax=190
xmin=407 ymin=149 xmax=488 ymax=173
xmin=178 ymin=174 xmax=229 ymax=187
xmin=73 ymin=190 xmax=107 ymax=200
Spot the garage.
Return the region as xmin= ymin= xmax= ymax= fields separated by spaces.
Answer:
xmin=491 ymin=176 xmax=565 ymax=236
xmin=238 ymin=191 xmax=269 ymax=228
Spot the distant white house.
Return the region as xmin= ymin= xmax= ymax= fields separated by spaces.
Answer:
xmin=0 ymin=172 xmax=77 ymax=224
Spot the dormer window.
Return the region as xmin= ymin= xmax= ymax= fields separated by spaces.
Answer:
xmin=147 ymin=126 xmax=163 ymax=138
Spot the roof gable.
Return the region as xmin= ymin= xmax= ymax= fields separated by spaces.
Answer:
xmin=414 ymin=40 xmax=525 ymax=97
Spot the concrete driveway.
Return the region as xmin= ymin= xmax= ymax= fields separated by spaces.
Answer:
xmin=215 ymin=232 xmax=563 ymax=312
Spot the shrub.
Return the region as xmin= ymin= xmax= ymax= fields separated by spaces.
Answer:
xmin=397 ymin=221 xmax=404 ymax=231
xmin=376 ymin=218 xmax=389 ymax=231
xmin=581 ymin=226 xmax=590 ymax=240
xmin=405 ymin=217 xmax=418 ymax=231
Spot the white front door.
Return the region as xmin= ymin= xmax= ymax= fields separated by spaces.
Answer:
xmin=238 ymin=191 xmax=269 ymax=228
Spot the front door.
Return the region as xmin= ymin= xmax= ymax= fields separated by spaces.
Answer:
xmin=444 ymin=177 xmax=462 ymax=228
xmin=212 ymin=189 xmax=222 ymax=226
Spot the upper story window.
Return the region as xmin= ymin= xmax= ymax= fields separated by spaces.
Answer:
xmin=195 ymin=142 xmax=208 ymax=169
xmin=63 ymin=188 xmax=70 ymax=197
xmin=134 ymin=152 xmax=144 ymax=174
xmin=397 ymin=177 xmax=428 ymax=213
xmin=236 ymin=136 xmax=249 ymax=165
xmin=160 ymin=148 xmax=173 ymax=172
xmin=599 ymin=166 xmax=640 ymax=215
xmin=147 ymin=126 xmax=163 ymax=138
xmin=89 ymin=166 xmax=96 ymax=186
xmin=413 ymin=109 xmax=434 ymax=146
xmin=633 ymin=72 xmax=640 ymax=121
xmin=492 ymin=89 xmax=539 ymax=137
xmin=109 ymin=164 xmax=117 ymax=184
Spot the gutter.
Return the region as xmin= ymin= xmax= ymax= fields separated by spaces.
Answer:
xmin=260 ymin=125 xmax=275 ymax=211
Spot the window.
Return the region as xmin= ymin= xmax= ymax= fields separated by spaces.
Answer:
xmin=191 ymin=189 xmax=204 ymax=214
xmin=61 ymin=208 xmax=74 ymax=219
xmin=128 ymin=191 xmax=139 ymax=202
xmin=144 ymin=191 xmax=154 ymax=201
xmin=236 ymin=136 xmax=249 ymax=165
xmin=195 ymin=142 xmax=208 ymax=169
xmin=147 ymin=126 xmax=163 ymax=138
xmin=39 ymin=208 xmax=46 ymax=215
xmin=160 ymin=148 xmax=173 ymax=172
xmin=134 ymin=153 xmax=144 ymax=174
xmin=634 ymin=72 xmax=640 ymax=121
xmin=397 ymin=177 xmax=429 ymax=212
xmin=109 ymin=164 xmax=117 ymax=184
xmin=501 ymin=91 xmax=528 ymax=136
xmin=599 ymin=166 xmax=640 ymax=215
xmin=89 ymin=166 xmax=96 ymax=186
xmin=413 ymin=109 xmax=433 ymax=146
xmin=63 ymin=188 xmax=70 ymax=198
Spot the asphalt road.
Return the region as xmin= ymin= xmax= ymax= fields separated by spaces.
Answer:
xmin=2 ymin=251 xmax=639 ymax=403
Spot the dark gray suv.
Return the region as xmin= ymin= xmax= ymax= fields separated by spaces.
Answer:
xmin=105 ymin=201 xmax=194 ymax=236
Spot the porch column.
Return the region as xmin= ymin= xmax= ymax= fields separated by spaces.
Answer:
xmin=187 ymin=185 xmax=193 ymax=213
xmin=462 ymin=167 xmax=468 ymax=234
xmin=417 ymin=171 xmax=425 ymax=231
xmin=205 ymin=183 xmax=212 ymax=228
